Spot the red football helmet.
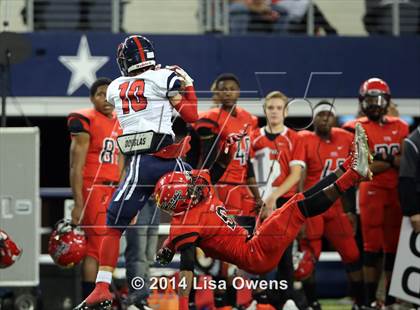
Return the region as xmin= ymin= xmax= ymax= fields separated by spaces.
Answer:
xmin=359 ymin=77 xmax=391 ymax=121
xmin=0 ymin=229 xmax=22 ymax=268
xmin=293 ymin=250 xmax=316 ymax=281
xmin=154 ymin=170 xmax=211 ymax=214
xmin=48 ymin=220 xmax=87 ymax=268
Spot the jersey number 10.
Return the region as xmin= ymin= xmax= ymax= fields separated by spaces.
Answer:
xmin=119 ymin=80 xmax=148 ymax=114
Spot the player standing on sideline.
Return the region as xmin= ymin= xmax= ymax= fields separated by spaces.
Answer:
xmin=298 ymin=102 xmax=364 ymax=310
xmin=74 ymin=35 xmax=199 ymax=310
xmin=251 ymin=91 xmax=305 ymax=309
xmin=155 ymin=124 xmax=372 ymax=310
xmin=194 ymin=73 xmax=262 ymax=221
xmin=68 ymin=78 xmax=122 ymax=299
xmin=343 ymin=78 xmax=409 ymax=308
xmin=193 ymin=74 xmax=261 ymax=309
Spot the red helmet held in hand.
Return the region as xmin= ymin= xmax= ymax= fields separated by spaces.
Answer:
xmin=48 ymin=219 xmax=86 ymax=268
xmin=294 ymin=250 xmax=316 ymax=281
xmin=0 ymin=229 xmax=22 ymax=268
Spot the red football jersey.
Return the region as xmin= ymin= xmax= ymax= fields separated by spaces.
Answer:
xmin=251 ymin=127 xmax=305 ymax=197
xmin=194 ymin=106 xmax=258 ymax=184
xmin=300 ymin=128 xmax=354 ymax=189
xmin=68 ymin=108 xmax=122 ymax=182
xmin=167 ymin=189 xmax=306 ymax=275
xmin=343 ymin=116 xmax=409 ymax=188
xmin=168 ymin=192 xmax=249 ymax=263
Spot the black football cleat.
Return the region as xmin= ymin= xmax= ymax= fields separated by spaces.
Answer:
xmin=73 ymin=299 xmax=112 ymax=310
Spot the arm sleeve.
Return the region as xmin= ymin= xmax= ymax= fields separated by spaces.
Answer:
xmin=290 ymin=135 xmax=307 ymax=168
xmin=195 ymin=118 xmax=220 ymax=169
xmin=67 ymin=113 xmax=90 ymax=135
xmin=342 ymin=121 xmax=356 ymax=133
xmin=172 ymin=232 xmax=199 ymax=252
xmin=341 ymin=186 xmax=356 ymax=213
xmin=185 ymin=127 xmax=201 ymax=169
xmin=179 ymin=244 xmax=195 ymax=271
xmin=209 ymin=162 xmax=227 ymax=184
xmin=247 ymin=158 xmax=255 ymax=178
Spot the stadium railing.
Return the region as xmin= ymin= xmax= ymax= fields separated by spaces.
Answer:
xmin=12 ymin=0 xmax=419 ymax=36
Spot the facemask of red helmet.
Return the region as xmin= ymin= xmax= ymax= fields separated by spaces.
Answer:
xmin=154 ymin=170 xmax=211 ymax=214
xmin=0 ymin=229 xmax=22 ymax=268
xmin=361 ymin=93 xmax=390 ymax=121
xmin=48 ymin=220 xmax=87 ymax=268
xmin=359 ymin=78 xmax=391 ymax=122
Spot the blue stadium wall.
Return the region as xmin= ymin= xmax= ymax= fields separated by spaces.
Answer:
xmin=11 ymin=33 xmax=420 ymax=98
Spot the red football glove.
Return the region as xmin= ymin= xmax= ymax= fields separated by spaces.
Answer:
xmin=223 ymin=132 xmax=245 ymax=154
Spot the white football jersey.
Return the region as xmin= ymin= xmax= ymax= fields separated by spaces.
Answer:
xmin=106 ymin=68 xmax=182 ymax=135
xmin=251 ymin=148 xmax=281 ymax=200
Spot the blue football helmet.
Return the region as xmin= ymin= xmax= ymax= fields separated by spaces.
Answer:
xmin=117 ymin=35 xmax=156 ymax=76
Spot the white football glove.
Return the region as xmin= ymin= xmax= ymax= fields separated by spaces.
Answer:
xmin=166 ymin=65 xmax=194 ymax=87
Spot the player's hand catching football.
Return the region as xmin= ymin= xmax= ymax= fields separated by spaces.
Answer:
xmin=223 ymin=132 xmax=245 ymax=154
xmin=166 ymin=65 xmax=194 ymax=87
xmin=156 ymin=247 xmax=174 ymax=266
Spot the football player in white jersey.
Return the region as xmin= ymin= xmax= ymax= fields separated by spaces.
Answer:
xmin=75 ymin=35 xmax=198 ymax=310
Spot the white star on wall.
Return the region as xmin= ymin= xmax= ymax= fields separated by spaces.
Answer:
xmin=59 ymin=35 xmax=109 ymax=95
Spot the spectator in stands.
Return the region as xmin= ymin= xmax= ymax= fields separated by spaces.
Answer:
xmin=399 ymin=125 xmax=420 ymax=233
xmin=21 ymin=0 xmax=127 ymax=31
xmin=229 ymin=0 xmax=288 ymax=34
xmin=275 ymin=0 xmax=337 ymax=35
xmin=363 ymin=0 xmax=419 ymax=35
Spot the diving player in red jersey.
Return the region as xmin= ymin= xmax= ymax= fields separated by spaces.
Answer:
xmin=193 ymin=73 xmax=261 ymax=310
xmin=193 ymin=73 xmax=261 ymax=219
xmin=343 ymin=78 xmax=409 ymax=307
xmin=298 ymin=102 xmax=363 ymax=309
xmin=155 ymin=123 xmax=372 ymax=310
xmin=68 ymin=78 xmax=123 ymax=299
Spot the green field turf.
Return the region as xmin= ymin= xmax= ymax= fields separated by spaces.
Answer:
xmin=320 ymin=299 xmax=352 ymax=310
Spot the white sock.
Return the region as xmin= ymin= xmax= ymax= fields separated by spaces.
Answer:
xmin=96 ymin=270 xmax=112 ymax=284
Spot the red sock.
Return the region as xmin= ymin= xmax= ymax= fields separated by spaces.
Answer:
xmin=99 ymin=228 xmax=122 ymax=267
xmin=341 ymin=155 xmax=352 ymax=171
xmin=86 ymin=282 xmax=111 ymax=305
xmin=95 ymin=282 xmax=109 ymax=290
xmin=335 ymin=168 xmax=360 ymax=193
